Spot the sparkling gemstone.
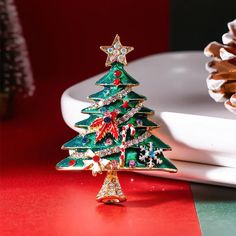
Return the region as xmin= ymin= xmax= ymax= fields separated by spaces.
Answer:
xmin=104 ymin=116 xmax=111 ymax=123
xmin=111 ymin=160 xmax=118 ymax=169
xmin=113 ymin=79 xmax=121 ymax=86
xmin=107 ymin=47 xmax=113 ymax=54
xmin=134 ymin=139 xmax=139 ymax=144
xmin=99 ymin=151 xmax=104 ymax=156
xmin=136 ymin=119 xmax=143 ymax=126
xmin=129 ymin=160 xmax=136 ymax=168
xmin=114 ymin=42 xmax=121 ymax=49
xmin=113 ymin=49 xmax=120 ymax=56
xmin=120 ymin=48 xmax=127 ymax=54
xmin=149 ymin=151 xmax=156 ymax=158
xmin=122 ymin=101 xmax=129 ymax=108
xmin=98 ymin=101 xmax=103 ymax=106
xmin=100 ymin=107 xmax=107 ymax=113
xmin=69 ymin=159 xmax=76 ymax=166
xmin=138 ymin=136 xmax=143 ymax=141
xmin=110 ymin=55 xmax=116 ymax=62
xmin=118 ymin=55 xmax=124 ymax=62
xmin=105 ymin=138 xmax=113 ymax=146
xmin=82 ymin=136 xmax=89 ymax=144
xmin=114 ymin=109 xmax=120 ymax=114
xmin=93 ymin=155 xmax=100 ymax=162
xmin=114 ymin=70 xmax=122 ymax=77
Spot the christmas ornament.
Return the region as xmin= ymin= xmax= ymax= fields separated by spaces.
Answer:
xmin=204 ymin=19 xmax=236 ymax=114
xmin=57 ymin=35 xmax=177 ymax=204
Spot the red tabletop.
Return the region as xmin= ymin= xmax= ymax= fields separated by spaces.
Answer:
xmin=1 ymin=166 xmax=201 ymax=236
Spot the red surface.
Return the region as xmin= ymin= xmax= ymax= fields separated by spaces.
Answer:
xmin=1 ymin=168 xmax=201 ymax=236
xmin=0 ymin=1 xmax=201 ymax=235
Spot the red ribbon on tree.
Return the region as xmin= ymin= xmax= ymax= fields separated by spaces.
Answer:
xmin=90 ymin=110 xmax=119 ymax=142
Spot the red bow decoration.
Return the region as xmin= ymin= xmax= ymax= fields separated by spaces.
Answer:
xmin=90 ymin=110 xmax=119 ymax=142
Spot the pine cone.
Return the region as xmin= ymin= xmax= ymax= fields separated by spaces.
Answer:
xmin=204 ymin=20 xmax=236 ymax=114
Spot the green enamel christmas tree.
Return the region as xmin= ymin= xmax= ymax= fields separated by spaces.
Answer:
xmin=56 ymin=35 xmax=177 ymax=203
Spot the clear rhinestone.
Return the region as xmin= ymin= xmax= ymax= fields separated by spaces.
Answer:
xmin=98 ymin=101 xmax=103 ymax=106
xmin=110 ymin=55 xmax=116 ymax=62
xmin=107 ymin=47 xmax=113 ymax=54
xmin=114 ymin=42 xmax=121 ymax=49
xmin=118 ymin=55 xmax=124 ymax=63
xmin=134 ymin=139 xmax=139 ymax=144
xmin=113 ymin=49 xmax=120 ymax=56
xmin=138 ymin=136 xmax=143 ymax=141
xmin=108 ymin=183 xmax=114 ymax=188
xmin=120 ymin=48 xmax=127 ymax=54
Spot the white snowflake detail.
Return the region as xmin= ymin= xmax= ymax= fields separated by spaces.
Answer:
xmin=139 ymin=142 xmax=163 ymax=168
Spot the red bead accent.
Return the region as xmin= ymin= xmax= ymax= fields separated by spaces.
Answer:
xmin=120 ymin=154 xmax=125 ymax=159
xmin=122 ymin=141 xmax=125 ymax=145
xmin=114 ymin=70 xmax=122 ymax=77
xmin=113 ymin=79 xmax=121 ymax=86
xmin=93 ymin=155 xmax=100 ymax=162
xmin=69 ymin=159 xmax=76 ymax=166
xmin=121 ymin=148 xmax=125 ymax=152
xmin=122 ymin=101 xmax=129 ymax=108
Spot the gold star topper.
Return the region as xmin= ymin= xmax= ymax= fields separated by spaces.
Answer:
xmin=100 ymin=34 xmax=134 ymax=67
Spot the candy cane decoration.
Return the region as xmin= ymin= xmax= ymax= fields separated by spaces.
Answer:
xmin=120 ymin=124 xmax=135 ymax=167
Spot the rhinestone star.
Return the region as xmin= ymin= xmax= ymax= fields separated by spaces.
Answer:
xmin=100 ymin=34 xmax=134 ymax=67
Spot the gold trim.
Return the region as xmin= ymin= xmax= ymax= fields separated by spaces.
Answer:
xmin=56 ymin=166 xmax=177 ymax=173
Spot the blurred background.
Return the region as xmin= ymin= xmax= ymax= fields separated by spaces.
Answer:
xmin=14 ymin=0 xmax=236 ymax=80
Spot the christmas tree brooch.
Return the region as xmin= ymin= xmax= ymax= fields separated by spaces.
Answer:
xmin=56 ymin=35 xmax=177 ymax=203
